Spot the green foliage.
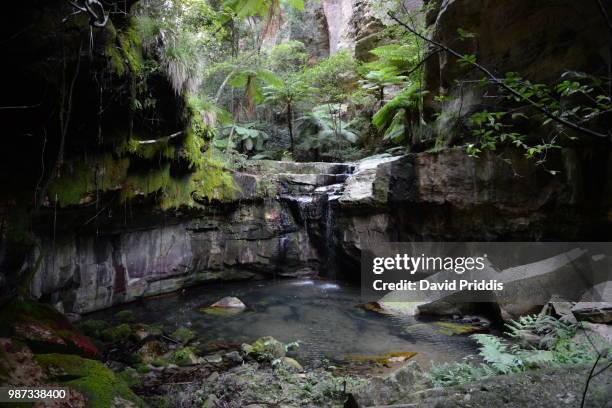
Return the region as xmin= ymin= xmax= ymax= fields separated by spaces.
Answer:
xmin=297 ymin=104 xmax=359 ymax=153
xmin=427 ymin=315 xmax=600 ymax=388
xmin=372 ymin=84 xmax=425 ymax=143
xmin=78 ymin=320 xmax=110 ymax=339
xmin=463 ymin=69 xmax=611 ymax=165
xmin=225 ymin=0 xmax=304 ymax=18
xmin=107 ymin=19 xmax=144 ymax=78
xmin=100 ymin=324 xmax=132 ymax=343
xmin=263 ymin=76 xmax=318 ymax=109
xmin=171 ymin=347 xmax=195 ymax=366
xmin=118 ymin=367 xmax=141 ymax=388
xmin=267 ymin=41 xmax=308 ymax=75
xmin=303 ymin=51 xmax=359 ymax=103
xmin=215 ymin=122 xmax=270 ymax=153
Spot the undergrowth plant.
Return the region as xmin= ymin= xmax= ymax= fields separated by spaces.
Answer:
xmin=427 ymin=315 xmax=603 ymax=388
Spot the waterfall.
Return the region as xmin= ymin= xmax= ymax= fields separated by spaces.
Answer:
xmin=324 ymin=195 xmax=337 ymax=278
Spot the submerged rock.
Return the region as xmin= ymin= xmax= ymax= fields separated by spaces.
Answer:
xmin=211 ymin=296 xmax=247 ymax=309
xmin=431 ymin=321 xmax=489 ymax=336
xmin=346 ymin=351 xmax=418 ymax=367
xmin=200 ymin=296 xmax=248 ymax=317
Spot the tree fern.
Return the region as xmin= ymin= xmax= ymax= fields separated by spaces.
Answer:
xmin=372 ymin=84 xmax=422 ymax=130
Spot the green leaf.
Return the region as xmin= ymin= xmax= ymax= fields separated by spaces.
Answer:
xmin=457 ymin=28 xmax=477 ymax=40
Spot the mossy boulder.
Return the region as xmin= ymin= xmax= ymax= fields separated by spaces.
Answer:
xmin=118 ymin=367 xmax=141 ymax=388
xmin=35 ymin=353 xmax=146 ymax=408
xmin=114 ymin=310 xmax=136 ymax=323
xmin=100 ymin=324 xmax=132 ymax=343
xmin=171 ymin=347 xmax=200 ymax=366
xmin=131 ymin=323 xmax=163 ymax=342
xmin=78 ymin=320 xmax=110 ymax=339
xmin=0 ymin=299 xmax=99 ymax=358
xmin=136 ymin=340 xmax=169 ymax=364
xmin=171 ymin=327 xmax=195 ymax=344
xmin=278 ymin=356 xmax=303 ymax=370
xmin=431 ymin=321 xmax=489 ymax=336
xmin=242 ymin=336 xmax=286 ymax=362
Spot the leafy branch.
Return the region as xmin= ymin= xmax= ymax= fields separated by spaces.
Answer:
xmin=387 ymin=11 xmax=610 ymax=141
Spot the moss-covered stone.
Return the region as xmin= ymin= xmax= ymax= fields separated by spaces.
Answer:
xmin=35 ymin=353 xmax=146 ymax=408
xmin=432 ymin=321 xmax=488 ymax=336
xmin=118 ymin=367 xmax=141 ymax=388
xmin=114 ymin=310 xmax=136 ymax=323
xmin=136 ymin=340 xmax=168 ymax=364
xmin=199 ymin=306 xmax=245 ymax=317
xmin=0 ymin=299 xmax=99 ymax=358
xmin=78 ymin=319 xmax=110 ymax=339
xmin=242 ymin=336 xmax=286 ymax=362
xmin=171 ymin=347 xmax=199 ymax=366
xmin=171 ymin=327 xmax=195 ymax=344
xmin=347 ymin=351 xmax=418 ymax=366
xmin=100 ymin=324 xmax=132 ymax=343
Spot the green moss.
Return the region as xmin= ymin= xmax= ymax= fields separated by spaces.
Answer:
xmin=48 ymin=154 xmax=130 ymax=206
xmin=100 ymin=324 xmax=132 ymax=343
xmin=118 ymin=367 xmax=141 ymax=387
xmin=171 ymin=347 xmax=195 ymax=366
xmin=134 ymin=363 xmax=151 ymax=374
xmin=198 ymin=306 xmax=244 ymax=317
xmin=432 ymin=321 xmax=488 ymax=336
xmin=151 ymin=356 xmax=168 ymax=368
xmin=106 ymin=43 xmax=127 ymax=77
xmin=104 ymin=16 xmax=143 ymax=78
xmin=171 ymin=327 xmax=195 ymax=344
xmin=114 ymin=310 xmax=136 ymax=323
xmin=121 ymin=164 xmax=171 ymax=201
xmin=35 ymin=354 xmax=145 ymax=408
xmin=0 ymin=299 xmax=99 ymax=357
xmin=78 ymin=320 xmax=110 ymax=339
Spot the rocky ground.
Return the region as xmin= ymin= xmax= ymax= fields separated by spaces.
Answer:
xmin=1 ymin=294 xmax=611 ymax=408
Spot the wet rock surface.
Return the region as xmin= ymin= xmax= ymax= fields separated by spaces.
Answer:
xmin=25 ymin=147 xmax=610 ymax=313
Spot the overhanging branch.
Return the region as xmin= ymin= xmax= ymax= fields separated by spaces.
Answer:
xmin=387 ymin=12 xmax=610 ymax=141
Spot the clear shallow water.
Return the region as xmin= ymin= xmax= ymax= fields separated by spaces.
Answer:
xmin=90 ymin=279 xmax=478 ymax=367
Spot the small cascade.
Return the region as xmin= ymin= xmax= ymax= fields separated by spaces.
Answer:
xmin=275 ymin=162 xmax=354 ymax=278
xmin=324 ymin=195 xmax=337 ymax=278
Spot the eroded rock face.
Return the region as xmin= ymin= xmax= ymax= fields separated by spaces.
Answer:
xmin=26 ymin=148 xmax=610 ymax=312
xmin=322 ymin=0 xmax=355 ymax=53
xmin=29 ymin=200 xmax=319 ymax=313
xmin=333 ymin=148 xmax=610 ymax=277
xmin=423 ymin=0 xmax=611 ymax=118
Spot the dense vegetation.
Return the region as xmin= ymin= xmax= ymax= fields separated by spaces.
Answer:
xmin=126 ymin=0 xmax=428 ymax=166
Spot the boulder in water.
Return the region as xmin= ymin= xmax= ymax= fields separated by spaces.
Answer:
xmin=211 ymin=296 xmax=247 ymax=309
xmin=200 ymin=296 xmax=248 ymax=316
